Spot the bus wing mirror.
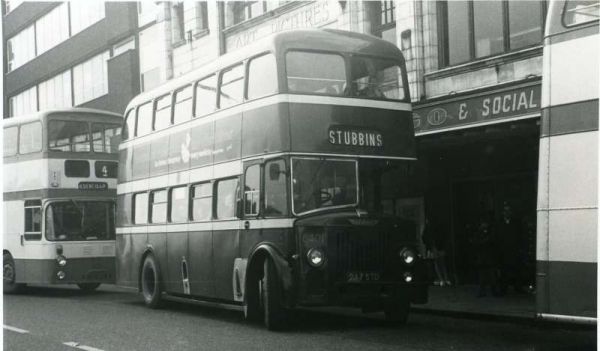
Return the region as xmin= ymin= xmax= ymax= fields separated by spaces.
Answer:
xmin=269 ymin=163 xmax=281 ymax=181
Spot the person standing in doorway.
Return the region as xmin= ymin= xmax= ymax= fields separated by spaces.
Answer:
xmin=422 ymin=218 xmax=451 ymax=287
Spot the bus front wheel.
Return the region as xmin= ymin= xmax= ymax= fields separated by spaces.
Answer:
xmin=141 ymin=255 xmax=163 ymax=308
xmin=384 ymin=300 xmax=410 ymax=324
xmin=3 ymin=252 xmax=24 ymax=294
xmin=77 ymin=283 xmax=101 ymax=291
xmin=261 ymin=257 xmax=287 ymax=330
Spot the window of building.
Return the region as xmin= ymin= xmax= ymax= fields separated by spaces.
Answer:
xmin=7 ymin=24 xmax=35 ymax=72
xmin=563 ymin=0 xmax=600 ymax=27
xmin=194 ymin=2 xmax=209 ymax=33
xmin=5 ymin=0 xmax=26 ymax=14
xmin=172 ymin=2 xmax=185 ymax=44
xmin=70 ymin=1 xmax=105 ymax=36
xmin=286 ymin=51 xmax=346 ymax=95
xmin=219 ymin=64 xmax=244 ymax=108
xmin=73 ymin=51 xmax=110 ymax=105
xmin=154 ymin=94 xmax=172 ymax=131
xmin=134 ymin=193 xmax=149 ymax=224
xmin=48 ymin=120 xmax=90 ymax=152
xmin=8 ymin=86 xmax=37 ymax=117
xmin=92 ymin=123 xmax=121 ymax=153
xmin=38 ymin=70 xmax=72 ymax=111
xmin=138 ymin=1 xmax=161 ymax=27
xmin=195 ymin=75 xmax=217 ymax=117
xmin=174 ymin=85 xmax=193 ymax=124
xmin=372 ymin=1 xmax=397 ymax=43
xmin=136 ymin=102 xmax=153 ymax=137
xmin=4 ymin=127 xmax=18 ymax=157
xmin=24 ymin=200 xmax=42 ymax=240
xmin=225 ymin=1 xmax=266 ymax=27
xmin=264 ymin=159 xmax=287 ymax=217
xmin=139 ymin=24 xmax=166 ymax=92
xmin=244 ymin=165 xmax=260 ymax=216
xmin=151 ymin=190 xmax=167 ymax=223
xmin=216 ymin=178 xmax=238 ymax=219
xmin=19 ymin=122 xmax=42 ymax=154
xmin=170 ymin=186 xmax=189 ymax=222
xmin=439 ymin=1 xmax=546 ymax=67
xmin=113 ymin=37 xmax=136 ymax=57
xmin=247 ymin=53 xmax=278 ymax=99
xmin=192 ymin=182 xmax=212 ymax=221
xmin=35 ymin=3 xmax=69 ymax=56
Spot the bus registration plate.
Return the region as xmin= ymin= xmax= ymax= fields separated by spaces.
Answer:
xmin=78 ymin=182 xmax=108 ymax=190
xmin=346 ymin=271 xmax=380 ymax=282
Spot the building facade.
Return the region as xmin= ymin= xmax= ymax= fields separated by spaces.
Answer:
xmin=3 ymin=0 xmax=547 ymax=305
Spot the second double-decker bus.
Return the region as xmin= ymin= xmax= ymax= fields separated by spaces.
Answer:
xmin=3 ymin=108 xmax=122 ymax=293
xmin=116 ymin=29 xmax=428 ymax=330
xmin=536 ymin=0 xmax=598 ymax=324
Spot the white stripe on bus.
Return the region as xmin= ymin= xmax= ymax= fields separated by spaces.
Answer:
xmin=116 ymin=219 xmax=295 ymax=234
xmin=3 ymin=325 xmax=29 ymax=334
xmin=63 ymin=341 xmax=105 ymax=351
xmin=119 ymin=94 xmax=411 ymax=150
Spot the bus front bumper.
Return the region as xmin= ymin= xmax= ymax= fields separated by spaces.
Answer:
xmin=15 ymin=257 xmax=115 ymax=285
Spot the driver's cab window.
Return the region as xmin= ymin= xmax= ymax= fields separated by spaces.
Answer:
xmin=244 ymin=165 xmax=260 ymax=216
xmin=24 ymin=199 xmax=42 ymax=240
xmin=264 ymin=159 xmax=287 ymax=217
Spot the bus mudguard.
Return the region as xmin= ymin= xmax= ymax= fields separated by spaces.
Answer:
xmin=246 ymin=243 xmax=293 ymax=300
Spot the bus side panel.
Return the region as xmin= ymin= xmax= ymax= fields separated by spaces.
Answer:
xmin=116 ymin=233 xmax=135 ymax=288
xmin=214 ymin=114 xmax=242 ymax=164
xmin=132 ymin=143 xmax=151 ymax=181
xmin=4 ymin=200 xmax=24 ymax=258
xmin=130 ymin=232 xmax=149 ymax=287
xmin=147 ymin=231 xmax=167 ymax=286
xmin=150 ymin=136 xmax=170 ymax=177
xmin=242 ymin=103 xmax=290 ymax=157
xmin=212 ymin=224 xmax=239 ymax=301
xmin=166 ymin=230 xmax=187 ymax=294
xmin=188 ymin=227 xmax=214 ymax=297
xmin=190 ymin=122 xmax=215 ymax=168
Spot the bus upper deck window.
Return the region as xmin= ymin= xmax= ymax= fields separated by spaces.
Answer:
xmin=248 ymin=53 xmax=277 ymax=100
xmin=219 ymin=64 xmax=244 ymax=109
xmin=92 ymin=123 xmax=121 ymax=153
xmin=563 ymin=0 xmax=600 ymax=27
xmin=286 ymin=51 xmax=346 ymax=96
xmin=174 ymin=85 xmax=193 ymax=124
xmin=4 ymin=127 xmax=18 ymax=156
xmin=195 ymin=75 xmax=217 ymax=117
xmin=48 ymin=120 xmax=89 ymax=152
xmin=19 ymin=122 xmax=42 ymax=154
xmin=136 ymin=102 xmax=153 ymax=137
xmin=154 ymin=94 xmax=172 ymax=131
xmin=350 ymin=57 xmax=405 ymax=101
xmin=123 ymin=109 xmax=135 ymax=140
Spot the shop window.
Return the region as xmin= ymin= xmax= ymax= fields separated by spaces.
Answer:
xmin=439 ymin=1 xmax=546 ymax=67
xmin=134 ymin=193 xmax=149 ymax=224
xmin=195 ymin=75 xmax=217 ymax=117
xmin=244 ymin=165 xmax=260 ymax=216
xmin=247 ymin=53 xmax=278 ymax=99
xmin=170 ymin=186 xmax=189 ymax=223
xmin=151 ymin=190 xmax=167 ymax=223
xmin=192 ymin=182 xmax=212 ymax=221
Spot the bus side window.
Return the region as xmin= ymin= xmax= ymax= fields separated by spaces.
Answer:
xmin=216 ymin=178 xmax=239 ymax=219
xmin=24 ymin=199 xmax=42 ymax=240
xmin=244 ymin=164 xmax=260 ymax=216
xmin=264 ymin=159 xmax=288 ymax=217
xmin=247 ymin=53 xmax=278 ymax=100
xmin=19 ymin=122 xmax=42 ymax=154
xmin=154 ymin=94 xmax=172 ymax=131
xmin=219 ymin=64 xmax=244 ymax=109
xmin=136 ymin=102 xmax=153 ymax=137
xmin=191 ymin=183 xmax=212 ymax=221
xmin=4 ymin=127 xmax=18 ymax=156
xmin=133 ymin=193 xmax=149 ymax=224
xmin=195 ymin=75 xmax=217 ymax=118
xmin=150 ymin=189 xmax=167 ymax=223
xmin=169 ymin=186 xmax=189 ymax=223
xmin=173 ymin=85 xmax=193 ymax=124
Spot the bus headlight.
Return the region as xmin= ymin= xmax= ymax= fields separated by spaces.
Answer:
xmin=399 ymin=248 xmax=415 ymax=265
xmin=57 ymin=271 xmax=66 ymax=280
xmin=56 ymin=255 xmax=67 ymax=267
xmin=307 ymin=248 xmax=325 ymax=267
xmin=403 ymin=272 xmax=413 ymax=283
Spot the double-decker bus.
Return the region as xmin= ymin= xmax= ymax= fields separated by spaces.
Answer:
xmin=537 ymin=0 xmax=598 ymax=323
xmin=116 ymin=29 xmax=428 ymax=330
xmin=3 ymin=108 xmax=122 ymax=293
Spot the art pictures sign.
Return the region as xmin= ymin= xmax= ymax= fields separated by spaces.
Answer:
xmin=413 ymin=83 xmax=541 ymax=133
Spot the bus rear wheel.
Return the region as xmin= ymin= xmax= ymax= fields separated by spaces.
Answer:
xmin=384 ymin=300 xmax=410 ymax=324
xmin=141 ymin=254 xmax=163 ymax=308
xmin=3 ymin=253 xmax=24 ymax=294
xmin=77 ymin=283 xmax=101 ymax=291
xmin=261 ymin=257 xmax=287 ymax=331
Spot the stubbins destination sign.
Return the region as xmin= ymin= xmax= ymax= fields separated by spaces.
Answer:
xmin=328 ymin=126 xmax=383 ymax=147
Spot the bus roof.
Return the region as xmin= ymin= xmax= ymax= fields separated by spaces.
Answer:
xmin=125 ymin=29 xmax=404 ymax=110
xmin=2 ymin=108 xmax=123 ymax=128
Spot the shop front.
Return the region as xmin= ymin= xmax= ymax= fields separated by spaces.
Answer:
xmin=414 ymin=79 xmax=541 ymax=299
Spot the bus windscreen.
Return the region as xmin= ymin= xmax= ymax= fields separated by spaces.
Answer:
xmin=45 ymin=201 xmax=115 ymax=241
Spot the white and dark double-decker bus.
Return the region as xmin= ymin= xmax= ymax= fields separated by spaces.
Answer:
xmin=116 ymin=29 xmax=427 ymax=330
xmin=3 ymin=108 xmax=122 ymax=293
xmin=537 ymin=0 xmax=598 ymax=324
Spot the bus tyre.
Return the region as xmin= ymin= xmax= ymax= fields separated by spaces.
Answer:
xmin=3 ymin=253 xmax=23 ymax=294
xmin=384 ymin=300 xmax=410 ymax=324
xmin=141 ymin=255 xmax=163 ymax=309
xmin=244 ymin=269 xmax=263 ymax=323
xmin=262 ymin=257 xmax=287 ymax=331
xmin=77 ymin=283 xmax=101 ymax=291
